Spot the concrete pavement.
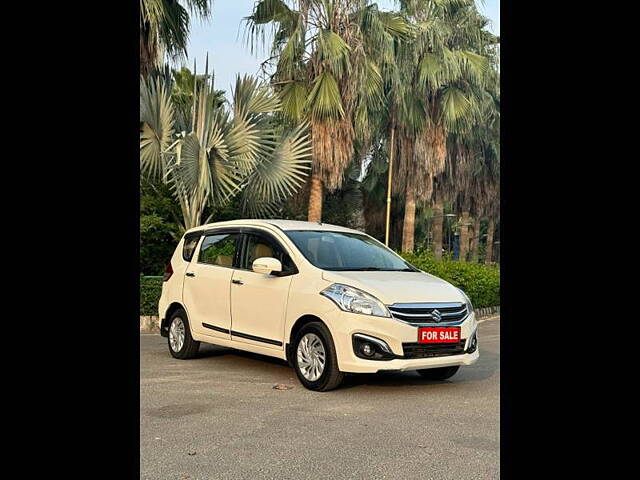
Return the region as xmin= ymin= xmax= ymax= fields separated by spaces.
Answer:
xmin=140 ymin=318 xmax=500 ymax=479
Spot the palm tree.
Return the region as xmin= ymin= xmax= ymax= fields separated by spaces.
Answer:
xmin=170 ymin=66 xmax=226 ymax=125
xmin=448 ymin=35 xmax=499 ymax=262
xmin=386 ymin=0 xmax=493 ymax=253
xmin=140 ymin=66 xmax=312 ymax=229
xmin=140 ymin=0 xmax=213 ymax=76
xmin=245 ymin=0 xmax=408 ymax=222
xmin=469 ymin=115 xmax=499 ymax=263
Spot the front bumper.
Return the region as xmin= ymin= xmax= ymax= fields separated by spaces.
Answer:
xmin=329 ymin=309 xmax=479 ymax=374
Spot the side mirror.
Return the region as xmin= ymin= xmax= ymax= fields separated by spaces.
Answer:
xmin=252 ymin=257 xmax=282 ymax=275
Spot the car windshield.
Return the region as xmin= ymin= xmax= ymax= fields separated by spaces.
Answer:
xmin=284 ymin=230 xmax=417 ymax=271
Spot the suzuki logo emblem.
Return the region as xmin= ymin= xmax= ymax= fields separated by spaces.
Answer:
xmin=431 ymin=309 xmax=442 ymax=322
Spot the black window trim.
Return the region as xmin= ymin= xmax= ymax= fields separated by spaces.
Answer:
xmin=196 ymin=228 xmax=243 ymax=269
xmin=238 ymin=227 xmax=299 ymax=276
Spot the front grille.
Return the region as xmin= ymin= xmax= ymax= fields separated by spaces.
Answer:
xmin=388 ymin=302 xmax=468 ymax=325
xmin=402 ymin=339 xmax=467 ymax=359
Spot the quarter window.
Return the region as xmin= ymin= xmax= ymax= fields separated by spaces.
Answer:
xmin=198 ymin=233 xmax=240 ymax=267
xmin=182 ymin=234 xmax=201 ymax=261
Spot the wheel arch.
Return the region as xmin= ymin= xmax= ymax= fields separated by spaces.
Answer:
xmin=161 ymin=302 xmax=187 ymax=337
xmin=285 ymin=314 xmax=330 ymax=365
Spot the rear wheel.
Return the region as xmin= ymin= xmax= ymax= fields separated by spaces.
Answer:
xmin=416 ymin=366 xmax=460 ymax=380
xmin=292 ymin=322 xmax=344 ymax=392
xmin=167 ymin=309 xmax=200 ymax=359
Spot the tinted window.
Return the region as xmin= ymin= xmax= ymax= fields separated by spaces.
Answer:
xmin=182 ymin=234 xmax=201 ymax=261
xmin=243 ymin=233 xmax=295 ymax=273
xmin=285 ymin=231 xmax=415 ymax=271
xmin=198 ymin=233 xmax=240 ymax=267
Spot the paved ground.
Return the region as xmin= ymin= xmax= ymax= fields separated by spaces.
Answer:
xmin=141 ymin=318 xmax=500 ymax=479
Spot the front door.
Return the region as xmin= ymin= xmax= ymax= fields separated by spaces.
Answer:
xmin=182 ymin=230 xmax=241 ymax=339
xmin=230 ymin=231 xmax=297 ymax=350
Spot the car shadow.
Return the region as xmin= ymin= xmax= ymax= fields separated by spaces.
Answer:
xmin=196 ymin=343 xmax=290 ymax=367
xmin=194 ymin=342 xmax=499 ymax=387
xmin=341 ymin=349 xmax=499 ymax=388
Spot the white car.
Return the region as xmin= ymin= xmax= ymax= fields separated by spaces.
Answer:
xmin=159 ymin=220 xmax=479 ymax=391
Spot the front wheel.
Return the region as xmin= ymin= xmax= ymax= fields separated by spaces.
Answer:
xmin=292 ymin=322 xmax=344 ymax=392
xmin=416 ymin=366 xmax=460 ymax=380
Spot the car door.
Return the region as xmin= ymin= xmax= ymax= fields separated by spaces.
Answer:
xmin=230 ymin=229 xmax=297 ymax=350
xmin=182 ymin=229 xmax=241 ymax=340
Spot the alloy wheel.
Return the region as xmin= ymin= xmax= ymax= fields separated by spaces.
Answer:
xmin=296 ymin=333 xmax=326 ymax=381
xmin=169 ymin=317 xmax=185 ymax=352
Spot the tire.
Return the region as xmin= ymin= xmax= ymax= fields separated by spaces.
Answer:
xmin=416 ymin=366 xmax=460 ymax=380
xmin=167 ymin=308 xmax=200 ymax=359
xmin=292 ymin=322 xmax=344 ymax=392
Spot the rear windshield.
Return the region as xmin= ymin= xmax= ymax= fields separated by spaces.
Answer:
xmin=284 ymin=230 xmax=416 ymax=272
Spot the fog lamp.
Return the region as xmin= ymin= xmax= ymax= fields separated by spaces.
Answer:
xmin=352 ymin=334 xmax=395 ymax=361
xmin=361 ymin=343 xmax=374 ymax=357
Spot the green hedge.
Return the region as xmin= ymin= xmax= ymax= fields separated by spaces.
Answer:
xmin=140 ymin=276 xmax=163 ymax=316
xmin=400 ymin=251 xmax=500 ymax=308
xmin=139 ymin=253 xmax=499 ymax=315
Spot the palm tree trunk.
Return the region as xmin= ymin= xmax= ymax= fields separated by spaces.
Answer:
xmin=459 ymin=211 xmax=471 ymax=262
xmin=401 ymin=189 xmax=416 ymax=252
xmin=432 ymin=198 xmax=444 ymax=260
xmin=470 ymin=217 xmax=481 ymax=263
xmin=140 ymin=27 xmax=155 ymax=77
xmin=307 ymin=173 xmax=323 ymax=222
xmin=485 ymin=217 xmax=495 ymax=264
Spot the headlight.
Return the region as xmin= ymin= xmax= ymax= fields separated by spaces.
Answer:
xmin=457 ymin=288 xmax=474 ymax=314
xmin=320 ymin=284 xmax=391 ymax=318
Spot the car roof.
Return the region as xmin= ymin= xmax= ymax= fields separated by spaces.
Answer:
xmin=185 ymin=219 xmax=362 ymax=235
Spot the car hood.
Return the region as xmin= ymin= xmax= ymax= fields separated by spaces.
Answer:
xmin=320 ymin=270 xmax=464 ymax=305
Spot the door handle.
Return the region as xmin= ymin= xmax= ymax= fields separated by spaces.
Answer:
xmin=186 ymin=272 xmax=196 ymax=277
xmin=232 ymin=279 xmax=244 ymax=285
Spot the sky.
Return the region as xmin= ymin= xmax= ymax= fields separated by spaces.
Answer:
xmin=186 ymin=0 xmax=500 ymax=96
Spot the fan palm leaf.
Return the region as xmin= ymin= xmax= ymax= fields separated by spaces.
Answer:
xmin=140 ymin=76 xmax=175 ymax=179
xmin=140 ymin=69 xmax=312 ymax=229
xmin=242 ymin=122 xmax=313 ymax=216
xmin=140 ymin=0 xmax=213 ymax=75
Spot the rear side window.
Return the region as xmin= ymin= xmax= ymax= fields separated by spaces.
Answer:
xmin=198 ymin=233 xmax=240 ymax=267
xmin=182 ymin=234 xmax=201 ymax=262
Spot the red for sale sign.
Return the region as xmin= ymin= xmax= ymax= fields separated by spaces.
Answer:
xmin=417 ymin=327 xmax=461 ymax=344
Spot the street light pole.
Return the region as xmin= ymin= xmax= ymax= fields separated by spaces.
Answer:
xmin=447 ymin=215 xmax=454 ymax=257
xmin=384 ymin=125 xmax=396 ymax=246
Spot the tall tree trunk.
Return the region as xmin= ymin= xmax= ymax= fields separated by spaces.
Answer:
xmin=307 ymin=173 xmax=323 ymax=222
xmin=348 ymin=190 xmax=366 ymax=231
xmin=485 ymin=217 xmax=495 ymax=264
xmin=432 ymin=197 xmax=444 ymax=260
xmin=470 ymin=217 xmax=481 ymax=263
xmin=459 ymin=211 xmax=471 ymax=262
xmin=401 ymin=189 xmax=416 ymax=252
xmin=140 ymin=28 xmax=155 ymax=77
